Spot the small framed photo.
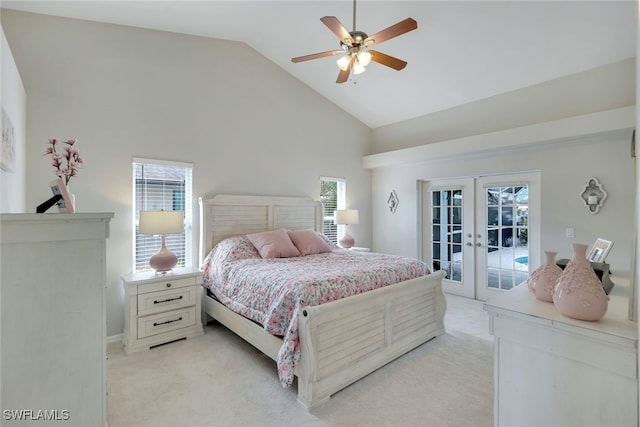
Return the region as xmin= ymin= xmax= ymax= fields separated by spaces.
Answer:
xmin=49 ymin=178 xmax=74 ymax=213
xmin=588 ymin=238 xmax=614 ymax=263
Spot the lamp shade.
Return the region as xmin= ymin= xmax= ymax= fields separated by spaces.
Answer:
xmin=334 ymin=209 xmax=359 ymax=225
xmin=139 ymin=211 xmax=184 ymax=235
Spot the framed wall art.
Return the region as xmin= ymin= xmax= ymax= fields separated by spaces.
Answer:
xmin=587 ymin=238 xmax=614 ymax=263
xmin=1 ymin=107 xmax=16 ymax=172
xmin=49 ymin=178 xmax=75 ymax=213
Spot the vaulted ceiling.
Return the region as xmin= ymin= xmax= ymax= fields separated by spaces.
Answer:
xmin=3 ymin=1 xmax=637 ymax=128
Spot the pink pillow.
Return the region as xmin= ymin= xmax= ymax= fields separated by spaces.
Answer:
xmin=246 ymin=229 xmax=300 ymax=259
xmin=288 ymin=229 xmax=332 ymax=256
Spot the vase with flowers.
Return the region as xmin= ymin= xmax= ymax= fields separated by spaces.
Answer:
xmin=44 ymin=138 xmax=84 ymax=210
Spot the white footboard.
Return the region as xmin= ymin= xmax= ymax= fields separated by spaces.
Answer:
xmin=296 ymin=270 xmax=447 ymax=409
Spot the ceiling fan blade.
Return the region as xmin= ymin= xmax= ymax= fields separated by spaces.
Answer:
xmin=364 ymin=18 xmax=417 ymax=46
xmin=321 ymin=16 xmax=355 ymax=45
xmin=291 ymin=50 xmax=342 ymax=63
xmin=336 ymin=56 xmax=355 ymax=83
xmin=369 ymin=50 xmax=408 ymax=70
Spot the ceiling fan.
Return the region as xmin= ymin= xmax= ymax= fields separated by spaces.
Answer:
xmin=291 ymin=0 xmax=418 ymax=84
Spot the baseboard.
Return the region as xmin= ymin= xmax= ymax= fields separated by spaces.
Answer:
xmin=107 ymin=333 xmax=123 ymax=344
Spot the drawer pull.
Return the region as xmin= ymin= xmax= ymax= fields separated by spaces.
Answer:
xmin=166 ymin=283 xmax=172 ymax=288
xmin=154 ymin=295 xmax=183 ymax=304
xmin=153 ymin=317 xmax=183 ymax=327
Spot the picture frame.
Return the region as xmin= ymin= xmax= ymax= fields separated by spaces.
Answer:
xmin=49 ymin=178 xmax=74 ymax=213
xmin=587 ymin=238 xmax=614 ymax=263
xmin=1 ymin=107 xmax=16 ymax=172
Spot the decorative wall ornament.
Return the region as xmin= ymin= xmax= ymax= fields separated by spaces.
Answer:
xmin=580 ymin=177 xmax=607 ymax=214
xmin=387 ymin=190 xmax=399 ymax=213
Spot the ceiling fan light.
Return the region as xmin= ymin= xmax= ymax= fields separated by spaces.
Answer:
xmin=353 ymin=62 xmax=366 ymax=75
xmin=357 ymin=51 xmax=372 ymax=66
xmin=336 ymin=55 xmax=351 ymax=71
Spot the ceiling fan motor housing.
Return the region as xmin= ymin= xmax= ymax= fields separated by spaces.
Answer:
xmin=340 ymin=30 xmax=369 ymax=50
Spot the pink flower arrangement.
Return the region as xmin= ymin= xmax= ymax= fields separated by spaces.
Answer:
xmin=44 ymin=138 xmax=84 ymax=186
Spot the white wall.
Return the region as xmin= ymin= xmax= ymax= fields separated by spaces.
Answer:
xmin=0 ymin=25 xmax=26 ymax=213
xmin=1 ymin=10 xmax=372 ymax=337
xmin=370 ymin=58 xmax=635 ymax=154
xmin=635 ymin=0 xmax=640 ymax=406
xmin=369 ymin=128 xmax=635 ymax=277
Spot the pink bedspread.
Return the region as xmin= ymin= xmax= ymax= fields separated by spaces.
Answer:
xmin=202 ymin=235 xmax=430 ymax=387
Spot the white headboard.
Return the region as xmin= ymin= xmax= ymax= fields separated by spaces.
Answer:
xmin=199 ymin=194 xmax=323 ymax=263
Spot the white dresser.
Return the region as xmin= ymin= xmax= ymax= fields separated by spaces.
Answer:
xmin=1 ymin=213 xmax=113 ymax=427
xmin=484 ymin=279 xmax=638 ymax=427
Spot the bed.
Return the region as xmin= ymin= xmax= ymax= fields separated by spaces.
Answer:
xmin=199 ymin=194 xmax=446 ymax=409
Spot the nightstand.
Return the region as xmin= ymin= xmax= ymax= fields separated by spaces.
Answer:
xmin=121 ymin=267 xmax=204 ymax=354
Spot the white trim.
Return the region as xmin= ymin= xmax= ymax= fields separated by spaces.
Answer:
xmin=363 ymin=106 xmax=635 ymax=169
xmin=106 ymin=333 xmax=123 ymax=345
xmin=319 ymin=176 xmax=346 ymax=183
xmin=132 ymin=157 xmax=193 ymax=168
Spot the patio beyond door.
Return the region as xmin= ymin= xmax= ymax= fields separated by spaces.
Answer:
xmin=422 ymin=172 xmax=539 ymax=301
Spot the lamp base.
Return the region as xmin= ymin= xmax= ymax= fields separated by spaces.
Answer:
xmin=149 ymin=244 xmax=178 ymax=273
xmin=339 ymin=232 xmax=355 ymax=249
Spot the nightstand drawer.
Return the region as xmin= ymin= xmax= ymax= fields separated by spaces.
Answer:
xmin=138 ymin=276 xmax=196 ymax=294
xmin=137 ymin=307 xmax=196 ymax=339
xmin=137 ymin=286 xmax=196 ymax=317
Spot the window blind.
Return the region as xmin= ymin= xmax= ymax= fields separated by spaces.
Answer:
xmin=319 ymin=177 xmax=346 ymax=244
xmin=133 ymin=158 xmax=193 ymax=272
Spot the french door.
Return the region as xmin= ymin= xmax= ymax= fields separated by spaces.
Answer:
xmin=421 ymin=172 xmax=539 ymax=301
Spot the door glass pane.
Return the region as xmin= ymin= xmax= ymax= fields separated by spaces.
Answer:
xmin=501 ymin=187 xmax=515 ymax=205
xmin=431 ymin=188 xmax=464 ymax=283
xmin=432 ymin=207 xmax=441 ymax=222
xmin=432 ymin=191 xmax=441 ymax=206
xmin=487 ymin=188 xmax=499 ymax=205
xmin=432 ymin=225 xmax=441 ymax=242
xmin=452 ymin=189 xmax=462 ymax=206
xmin=452 ymin=207 xmax=462 ymax=224
xmin=484 ymin=185 xmax=529 ymax=291
xmin=501 ymin=207 xmax=513 ymax=226
xmin=487 ymin=207 xmax=499 ymax=226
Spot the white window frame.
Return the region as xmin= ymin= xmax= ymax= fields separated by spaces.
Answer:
xmin=320 ymin=176 xmax=346 ymax=244
xmin=132 ymin=157 xmax=193 ymax=272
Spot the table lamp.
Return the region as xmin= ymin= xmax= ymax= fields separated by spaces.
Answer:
xmin=139 ymin=210 xmax=184 ymax=273
xmin=334 ymin=209 xmax=359 ymax=249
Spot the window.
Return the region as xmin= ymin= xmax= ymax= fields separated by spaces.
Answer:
xmin=133 ymin=158 xmax=193 ymax=272
xmin=319 ymin=177 xmax=345 ymax=244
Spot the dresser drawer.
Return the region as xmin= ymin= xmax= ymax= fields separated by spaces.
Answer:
xmin=137 ymin=307 xmax=196 ymax=339
xmin=137 ymin=286 xmax=196 ymax=317
xmin=137 ymin=276 xmax=196 ymax=294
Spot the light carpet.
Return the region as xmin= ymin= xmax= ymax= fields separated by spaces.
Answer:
xmin=107 ymin=294 xmax=493 ymax=427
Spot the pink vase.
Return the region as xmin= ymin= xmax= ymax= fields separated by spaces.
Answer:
xmin=528 ymin=251 xmax=563 ymax=303
xmin=552 ymin=243 xmax=608 ymax=321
